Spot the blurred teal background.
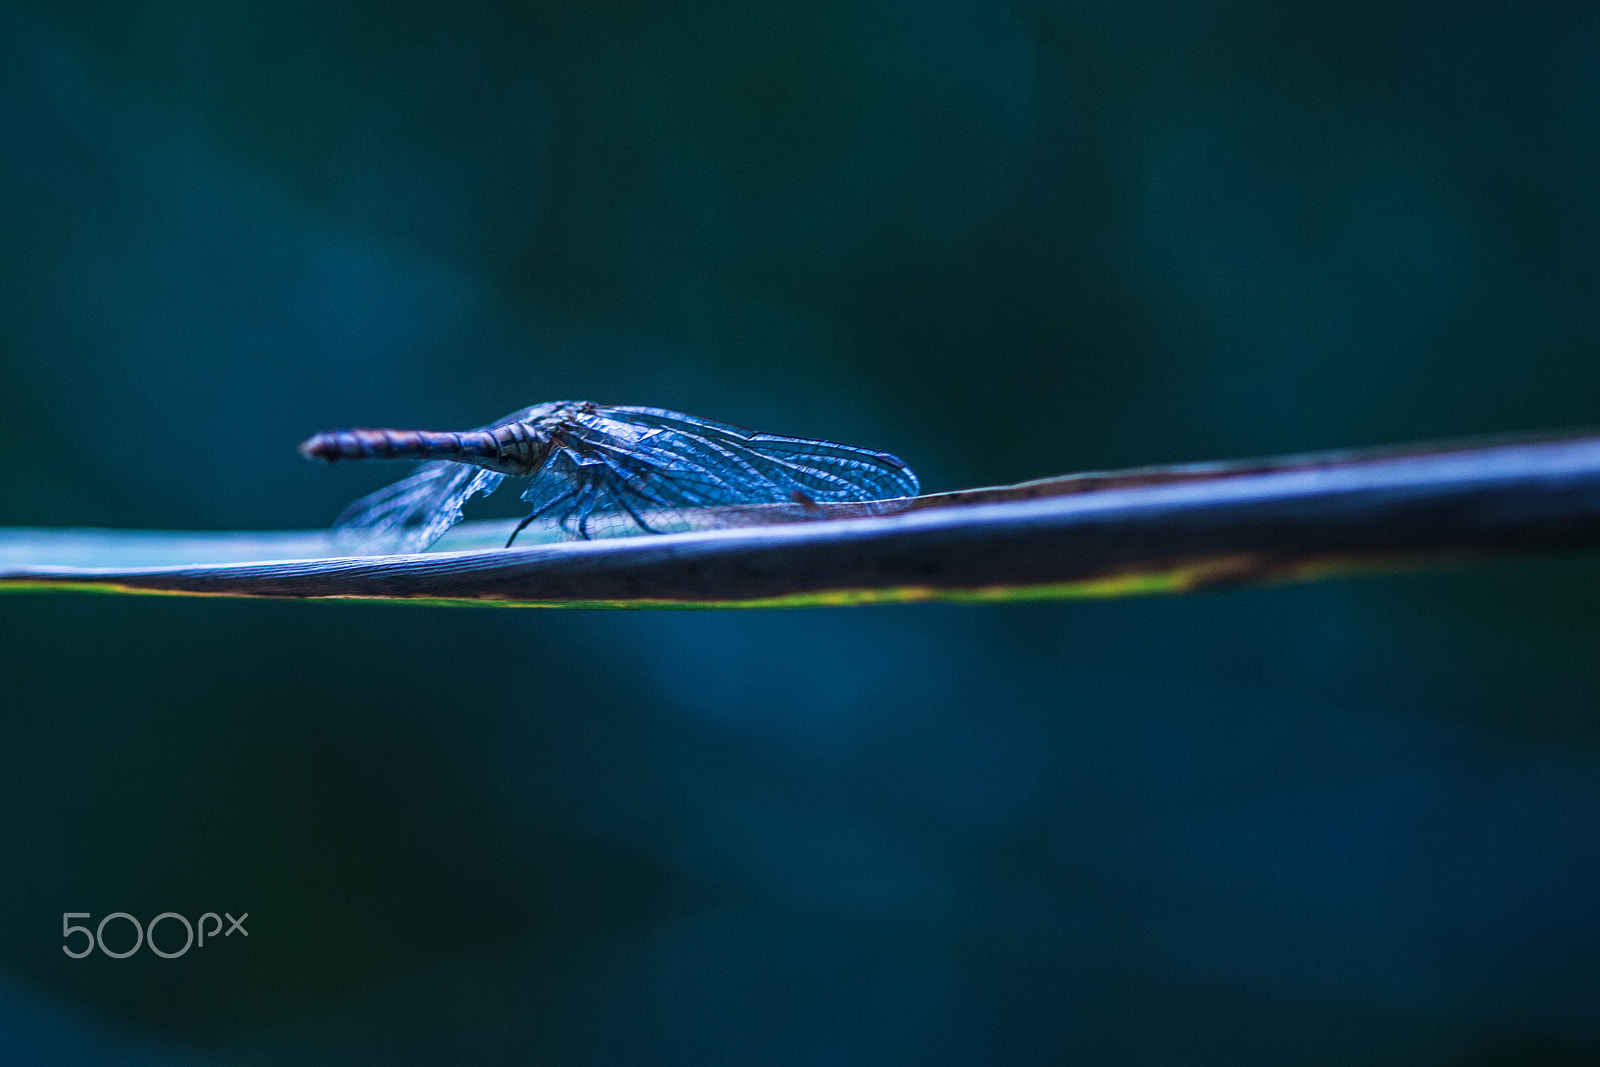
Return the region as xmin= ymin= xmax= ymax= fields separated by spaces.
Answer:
xmin=3 ymin=1 xmax=1600 ymax=1062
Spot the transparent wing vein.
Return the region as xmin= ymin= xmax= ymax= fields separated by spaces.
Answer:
xmin=333 ymin=461 xmax=505 ymax=553
xmin=517 ymin=406 xmax=919 ymax=539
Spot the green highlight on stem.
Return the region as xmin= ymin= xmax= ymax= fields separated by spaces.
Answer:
xmin=0 ymin=552 xmax=1401 ymax=609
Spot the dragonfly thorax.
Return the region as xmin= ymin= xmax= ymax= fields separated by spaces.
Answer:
xmin=470 ymin=401 xmax=594 ymax=476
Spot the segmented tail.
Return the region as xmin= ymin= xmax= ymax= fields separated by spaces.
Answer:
xmin=298 ymin=428 xmax=499 ymax=464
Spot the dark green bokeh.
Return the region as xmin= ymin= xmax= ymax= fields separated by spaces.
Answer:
xmin=3 ymin=1 xmax=1600 ymax=1062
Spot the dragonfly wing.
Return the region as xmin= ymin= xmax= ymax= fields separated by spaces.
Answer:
xmin=577 ymin=406 xmax=920 ymax=503
xmin=510 ymin=405 xmax=917 ymax=539
xmin=333 ymin=461 xmax=505 ymax=553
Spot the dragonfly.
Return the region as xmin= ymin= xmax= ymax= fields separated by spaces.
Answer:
xmin=299 ymin=401 xmax=920 ymax=552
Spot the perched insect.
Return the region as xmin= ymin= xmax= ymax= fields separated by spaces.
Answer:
xmin=299 ymin=402 xmax=920 ymax=552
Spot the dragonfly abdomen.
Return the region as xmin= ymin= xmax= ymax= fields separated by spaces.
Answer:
xmin=298 ymin=424 xmax=548 ymax=475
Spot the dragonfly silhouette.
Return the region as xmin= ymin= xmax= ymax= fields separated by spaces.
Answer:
xmin=300 ymin=402 xmax=920 ymax=551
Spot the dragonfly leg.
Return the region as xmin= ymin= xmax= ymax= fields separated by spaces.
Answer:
xmin=615 ymin=492 xmax=660 ymax=534
xmin=562 ymin=481 xmax=599 ymax=540
xmin=585 ymin=451 xmax=671 ymax=534
xmin=507 ymin=485 xmax=579 ymax=547
xmin=505 ymin=512 xmax=539 ymax=548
